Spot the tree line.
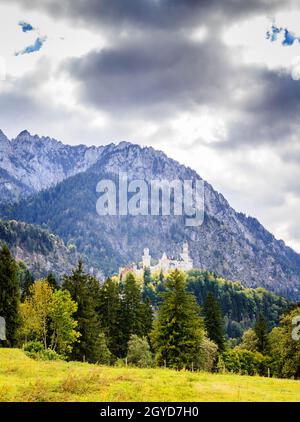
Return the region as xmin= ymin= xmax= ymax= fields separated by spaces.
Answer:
xmin=0 ymin=244 xmax=300 ymax=378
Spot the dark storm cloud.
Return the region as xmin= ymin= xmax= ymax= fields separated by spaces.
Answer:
xmin=62 ymin=34 xmax=236 ymax=117
xmin=3 ymin=0 xmax=300 ymax=152
xmin=1 ymin=0 xmax=291 ymax=31
xmin=63 ymin=29 xmax=300 ymax=149
xmin=1 ymin=0 xmax=300 ymax=252
xmin=223 ymin=69 xmax=300 ymax=148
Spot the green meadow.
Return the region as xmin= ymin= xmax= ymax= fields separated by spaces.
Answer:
xmin=0 ymin=349 xmax=299 ymax=402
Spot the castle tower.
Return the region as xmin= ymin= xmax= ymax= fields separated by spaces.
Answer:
xmin=159 ymin=252 xmax=170 ymax=271
xmin=180 ymin=242 xmax=193 ymax=270
xmin=142 ymin=248 xmax=151 ymax=268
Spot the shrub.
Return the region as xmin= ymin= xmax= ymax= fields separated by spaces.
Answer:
xmin=114 ymin=358 xmax=126 ymax=367
xmin=197 ymin=337 xmax=218 ymax=372
xmin=219 ymin=348 xmax=268 ymax=376
xmin=127 ymin=335 xmax=153 ymax=368
xmin=23 ymin=341 xmax=44 ymax=354
xmin=38 ymin=349 xmax=63 ymax=361
xmin=23 ymin=342 xmax=63 ymax=361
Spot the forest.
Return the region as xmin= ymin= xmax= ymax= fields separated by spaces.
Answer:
xmin=0 ymin=243 xmax=300 ymax=380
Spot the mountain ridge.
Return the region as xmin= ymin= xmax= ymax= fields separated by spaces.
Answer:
xmin=1 ymin=130 xmax=300 ymax=299
xmin=0 ymin=129 xmax=107 ymax=202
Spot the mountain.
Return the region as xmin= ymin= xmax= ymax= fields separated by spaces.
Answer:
xmin=1 ymin=131 xmax=300 ymax=300
xmin=0 ymin=129 xmax=104 ymax=203
xmin=0 ymin=219 xmax=78 ymax=279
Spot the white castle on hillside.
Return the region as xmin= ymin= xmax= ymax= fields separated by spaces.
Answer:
xmin=119 ymin=242 xmax=193 ymax=279
xmin=142 ymin=242 xmax=193 ymax=272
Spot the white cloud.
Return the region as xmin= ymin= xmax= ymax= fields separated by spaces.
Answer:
xmin=0 ymin=2 xmax=107 ymax=78
xmin=223 ymin=11 xmax=300 ymax=72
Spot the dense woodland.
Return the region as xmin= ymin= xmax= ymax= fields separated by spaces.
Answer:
xmin=0 ymin=219 xmax=77 ymax=278
xmin=0 ymin=244 xmax=300 ymax=379
xmin=144 ymin=268 xmax=289 ymax=339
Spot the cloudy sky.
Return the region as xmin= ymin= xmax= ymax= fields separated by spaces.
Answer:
xmin=0 ymin=0 xmax=300 ymax=252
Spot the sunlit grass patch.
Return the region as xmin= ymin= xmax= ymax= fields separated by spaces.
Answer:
xmin=0 ymin=349 xmax=299 ymax=402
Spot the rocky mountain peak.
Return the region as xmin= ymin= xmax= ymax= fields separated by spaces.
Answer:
xmin=0 ymin=129 xmax=9 ymax=142
xmin=15 ymin=129 xmax=32 ymax=140
xmin=115 ymin=141 xmax=135 ymax=150
xmin=0 ymin=130 xmax=11 ymax=156
xmin=0 ymin=129 xmax=105 ymax=199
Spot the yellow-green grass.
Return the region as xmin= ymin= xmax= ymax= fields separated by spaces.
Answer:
xmin=0 ymin=349 xmax=299 ymax=402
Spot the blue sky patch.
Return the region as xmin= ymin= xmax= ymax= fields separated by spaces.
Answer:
xmin=15 ymin=37 xmax=47 ymax=56
xmin=266 ymin=24 xmax=300 ymax=46
xmin=18 ymin=21 xmax=34 ymax=33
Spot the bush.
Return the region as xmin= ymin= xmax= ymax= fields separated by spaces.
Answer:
xmin=23 ymin=341 xmax=44 ymax=354
xmin=114 ymin=358 xmax=126 ymax=367
xmin=218 ymin=350 xmax=240 ymax=374
xmin=197 ymin=337 xmax=218 ymax=372
xmin=23 ymin=342 xmax=63 ymax=361
xmin=218 ymin=348 xmax=268 ymax=376
xmin=38 ymin=349 xmax=63 ymax=361
xmin=127 ymin=335 xmax=153 ymax=368
xmin=237 ymin=329 xmax=258 ymax=353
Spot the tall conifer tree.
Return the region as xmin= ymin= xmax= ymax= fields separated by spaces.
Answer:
xmin=62 ymin=261 xmax=102 ymax=362
xmin=119 ymin=273 xmax=153 ymax=356
xmin=98 ymin=277 xmax=121 ymax=358
xmin=203 ymin=292 xmax=225 ymax=352
xmin=254 ymin=313 xmax=269 ymax=354
xmin=0 ymin=244 xmax=20 ymax=346
xmin=151 ymin=269 xmax=204 ymax=369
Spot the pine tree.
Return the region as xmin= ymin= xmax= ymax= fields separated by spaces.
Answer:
xmin=46 ymin=273 xmax=59 ymax=291
xmin=98 ymin=277 xmax=121 ymax=358
xmin=151 ymin=269 xmax=204 ymax=370
xmin=254 ymin=313 xmax=269 ymax=354
xmin=62 ymin=261 xmax=102 ymax=362
xmin=203 ymin=292 xmax=225 ymax=352
xmin=159 ymin=270 xmax=164 ymax=284
xmin=143 ymin=267 xmax=152 ymax=285
xmin=18 ymin=262 xmax=34 ymax=302
xmin=119 ymin=273 xmax=153 ymax=356
xmin=96 ymin=331 xmax=111 ymax=365
xmin=0 ymin=244 xmax=20 ymax=346
xmin=156 ymin=270 xmax=166 ymax=300
xmin=141 ymin=296 xmax=154 ymax=339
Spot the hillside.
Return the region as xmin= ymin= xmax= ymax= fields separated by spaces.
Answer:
xmin=0 ymin=220 xmax=78 ymax=279
xmin=186 ymin=270 xmax=290 ymax=338
xmin=1 ymin=138 xmax=300 ymax=300
xmin=143 ymin=269 xmax=290 ymax=339
xmin=0 ymin=349 xmax=300 ymax=402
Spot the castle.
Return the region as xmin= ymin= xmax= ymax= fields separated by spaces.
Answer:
xmin=119 ymin=242 xmax=193 ymax=279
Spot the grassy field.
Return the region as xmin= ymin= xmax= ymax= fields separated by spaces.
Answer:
xmin=0 ymin=349 xmax=300 ymax=402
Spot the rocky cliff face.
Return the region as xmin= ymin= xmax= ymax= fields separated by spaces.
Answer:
xmin=0 ymin=129 xmax=104 ymax=202
xmin=1 ymin=131 xmax=300 ymax=299
xmin=0 ymin=220 xmax=78 ymax=279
